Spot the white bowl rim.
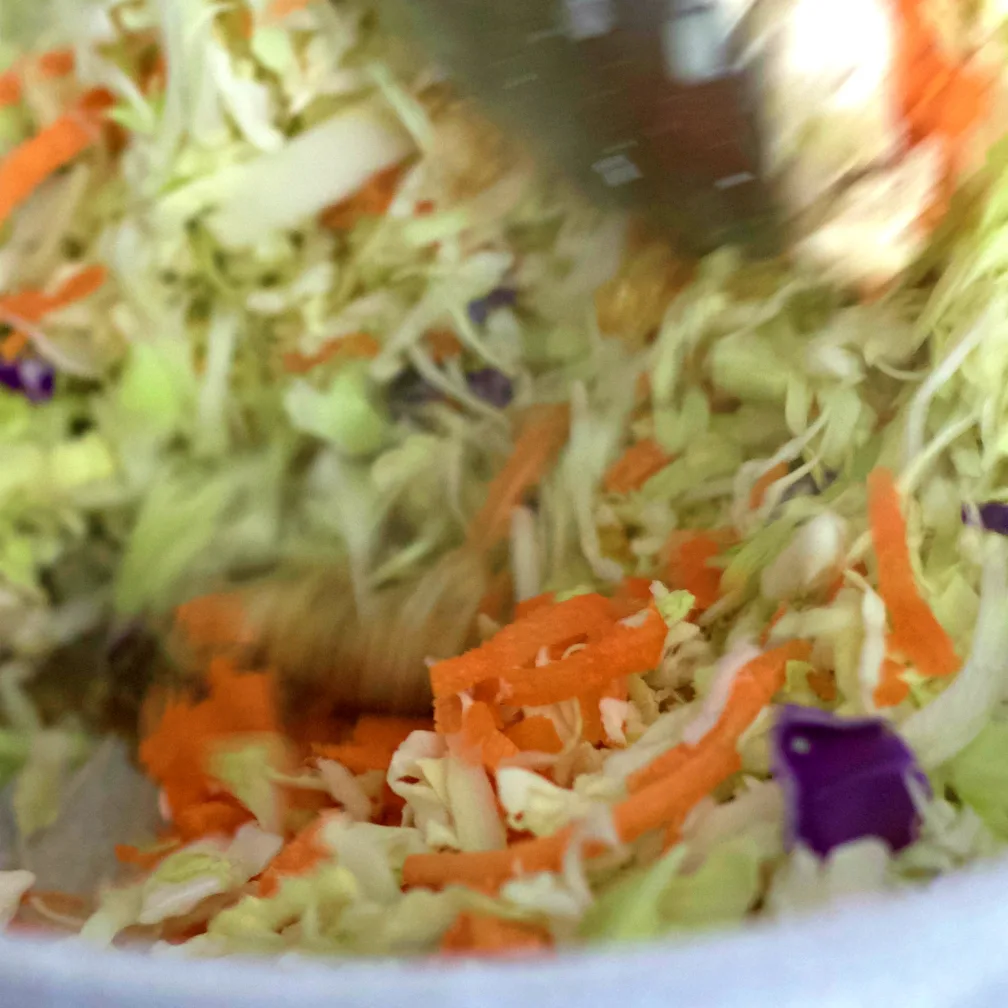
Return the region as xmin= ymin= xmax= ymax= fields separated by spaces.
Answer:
xmin=0 ymin=856 xmax=1006 ymax=1008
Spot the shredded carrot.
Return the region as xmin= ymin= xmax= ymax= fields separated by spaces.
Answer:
xmin=429 ymin=592 xmax=613 ymax=699
xmin=425 ymin=327 xmax=464 ymax=363
xmin=403 ymin=712 xmax=746 ymax=891
xmin=580 ymin=676 xmax=629 ymax=746
xmin=114 ymin=839 xmax=182 ymax=872
xmin=174 ymin=592 xmax=253 ymax=651
xmin=452 ymin=701 xmax=520 ymax=769
xmin=439 ymin=912 xmax=552 ymax=955
xmin=513 ymin=592 xmax=556 ymax=620
xmin=36 ymin=49 xmax=76 ymax=79
xmin=258 ymin=818 xmax=328 ymax=897
xmin=264 ymin=0 xmax=314 ymax=22
xmin=807 ymin=668 xmax=838 ymax=703
xmin=749 ymin=462 xmax=788 ymax=510
xmin=174 ymin=798 xmax=252 ymax=841
xmin=867 ymin=467 xmax=959 ymax=679
xmin=664 ymin=531 xmax=731 ymax=612
xmin=351 ymin=715 xmax=430 ymax=749
xmin=467 ymin=403 xmax=571 ymax=551
xmin=0 ymin=89 xmax=113 ymax=231
xmin=608 ymin=577 xmax=654 ymax=620
xmin=281 ymin=332 xmax=381 ymax=373
xmin=628 ymin=641 xmax=811 ymax=793
xmin=893 ymin=0 xmax=993 ymax=176
xmin=314 ymin=715 xmax=429 ymax=773
xmin=139 ymin=657 xmax=281 ymax=840
xmin=499 ymin=608 xmax=666 ymax=710
xmin=434 ymin=694 xmax=464 ymax=735
xmin=319 ymin=162 xmax=408 ymax=230
xmin=603 ymin=439 xmax=673 ymax=494
xmin=312 ymin=742 xmax=395 ymax=774
xmin=1 ymin=264 xmax=108 ymax=360
xmin=504 ymin=716 xmax=563 ymax=754
xmin=0 ymin=49 xmax=76 ymax=110
xmin=0 ymin=72 xmax=19 ymax=109
xmin=874 ymin=655 xmax=911 ymax=708
xmin=760 ymin=603 xmax=789 ymax=646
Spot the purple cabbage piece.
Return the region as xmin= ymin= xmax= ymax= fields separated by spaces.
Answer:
xmin=963 ymin=502 xmax=1008 ymax=535
xmin=467 ymin=287 xmax=517 ymax=326
xmin=466 ymin=368 xmax=513 ymax=408
xmin=0 ymin=357 xmax=54 ymax=403
xmin=772 ymin=705 xmax=927 ymax=857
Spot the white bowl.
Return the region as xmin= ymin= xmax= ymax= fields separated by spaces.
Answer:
xmin=1 ymin=858 xmax=1005 ymax=1008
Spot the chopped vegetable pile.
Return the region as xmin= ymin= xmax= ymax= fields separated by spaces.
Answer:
xmin=3 ymin=0 xmax=1008 ymax=963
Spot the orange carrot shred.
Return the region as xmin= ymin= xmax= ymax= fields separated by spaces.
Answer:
xmin=264 ymin=0 xmax=314 ymax=21
xmin=867 ymin=467 xmax=959 ymax=679
xmin=402 ymin=715 xmax=746 ymax=892
xmin=37 ymin=49 xmax=76 ymax=79
xmin=174 ymin=592 xmax=253 ymax=651
xmin=439 ymin=912 xmax=552 ymax=955
xmin=608 ymin=577 xmax=654 ymax=620
xmin=434 ymin=695 xmax=464 ymax=735
xmin=139 ymin=657 xmax=281 ymax=840
xmin=0 ymin=71 xmax=21 ymax=109
xmin=467 ymin=403 xmax=571 ymax=552
xmin=319 ymin=162 xmax=407 ymax=230
xmin=312 ymin=742 xmax=395 ymax=775
xmin=500 ymin=608 xmax=666 ymax=710
xmin=664 ymin=531 xmax=730 ymax=612
xmin=258 ymin=818 xmax=328 ymax=897
xmin=874 ymin=656 xmax=910 ymax=708
xmin=314 ymin=715 xmax=429 ymax=773
xmin=351 ymin=715 xmax=431 ymax=749
xmin=579 ymin=676 xmax=629 ymax=746
xmin=504 ymin=716 xmax=563 ymax=754
xmin=893 ymin=0 xmax=993 ymax=177
xmin=174 ymin=798 xmax=252 ymax=841
xmin=807 ymin=668 xmax=838 ymax=703
xmin=282 ymin=332 xmax=381 ymax=373
xmin=453 ymin=701 xmax=520 ymax=769
xmin=513 ymin=592 xmax=556 ymax=620
xmin=749 ymin=462 xmax=788 ymax=510
xmin=0 ymin=50 xmax=77 ymax=110
xmin=0 ymin=90 xmax=112 ymax=231
xmin=429 ymin=592 xmax=613 ymax=699
xmin=114 ymin=839 xmax=181 ymax=871
xmin=760 ymin=603 xmax=789 ymax=646
xmin=1 ymin=264 xmax=108 ymax=361
xmin=628 ymin=641 xmax=811 ymax=793
xmin=425 ymin=327 xmax=464 ymax=363
xmin=603 ymin=439 xmax=673 ymax=494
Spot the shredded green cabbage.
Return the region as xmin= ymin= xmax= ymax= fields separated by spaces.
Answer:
xmin=5 ymin=0 xmax=1008 ymax=964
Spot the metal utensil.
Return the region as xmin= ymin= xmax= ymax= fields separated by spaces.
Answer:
xmin=379 ymin=0 xmax=778 ymax=256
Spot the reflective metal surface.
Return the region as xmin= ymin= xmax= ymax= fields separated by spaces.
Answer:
xmin=380 ymin=0 xmax=778 ymax=255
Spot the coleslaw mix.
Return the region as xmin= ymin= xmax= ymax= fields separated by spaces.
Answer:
xmin=1 ymin=0 xmax=1008 ymax=959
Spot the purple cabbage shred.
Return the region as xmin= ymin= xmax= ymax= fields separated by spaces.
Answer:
xmin=963 ymin=502 xmax=1008 ymax=536
xmin=772 ymin=705 xmax=927 ymax=857
xmin=466 ymin=368 xmax=513 ymax=408
xmin=0 ymin=357 xmax=54 ymax=403
xmin=467 ymin=287 xmax=517 ymax=326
